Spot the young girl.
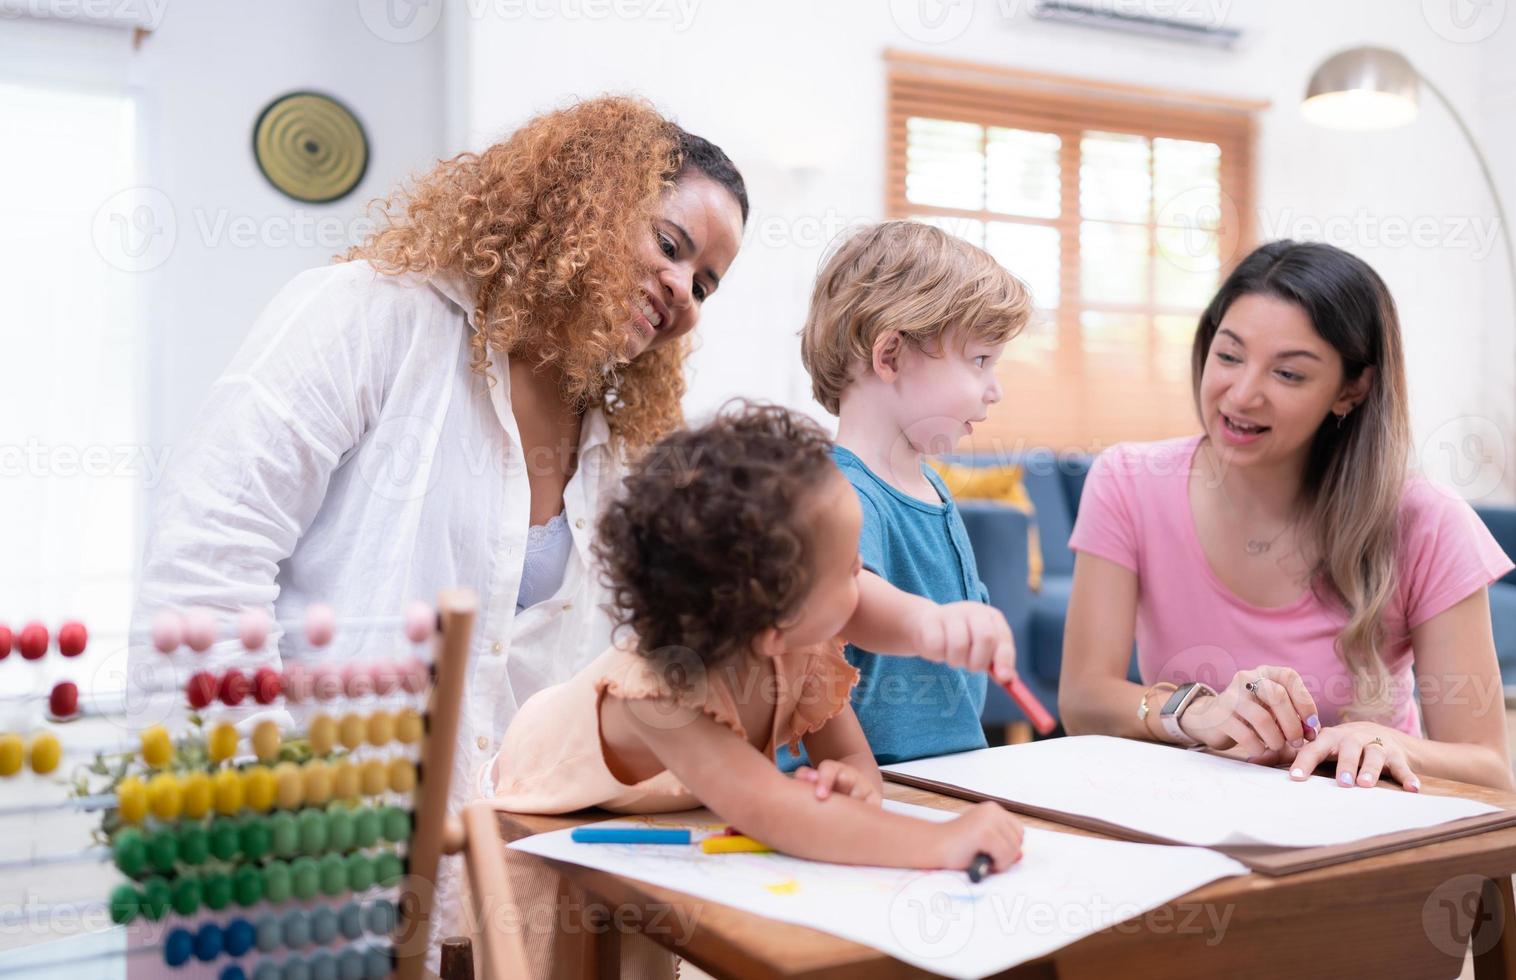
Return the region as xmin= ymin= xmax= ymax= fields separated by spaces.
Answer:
xmin=486 ymin=402 xmax=1023 ymax=865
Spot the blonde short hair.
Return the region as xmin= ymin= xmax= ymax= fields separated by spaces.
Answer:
xmin=800 ymin=220 xmax=1033 ymax=415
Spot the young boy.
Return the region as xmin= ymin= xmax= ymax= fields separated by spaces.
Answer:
xmin=790 ymin=219 xmax=1033 ymax=766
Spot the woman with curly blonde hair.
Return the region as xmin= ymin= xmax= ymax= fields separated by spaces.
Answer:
xmin=130 ymin=95 xmax=746 ymax=969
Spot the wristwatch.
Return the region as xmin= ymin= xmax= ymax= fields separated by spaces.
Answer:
xmin=1158 ymin=681 xmax=1215 ymax=746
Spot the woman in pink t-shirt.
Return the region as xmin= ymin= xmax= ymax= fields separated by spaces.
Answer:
xmin=1060 ymin=240 xmax=1514 ymax=791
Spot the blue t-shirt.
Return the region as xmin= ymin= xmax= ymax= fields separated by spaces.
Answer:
xmin=779 ymin=445 xmax=989 ymax=769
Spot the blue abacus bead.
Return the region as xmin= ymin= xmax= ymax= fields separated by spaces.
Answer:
xmin=308 ymin=950 xmax=337 ymax=980
xmin=225 ymin=917 xmax=255 ymax=957
xmin=337 ymin=948 xmax=364 ymax=980
xmin=282 ymin=909 xmax=312 ymax=950
xmin=309 ymin=906 xmax=338 ymax=945
xmin=364 ymin=898 xmax=395 ymax=936
xmin=281 ymin=954 xmax=311 ymax=980
xmin=253 ymin=962 xmax=282 ymax=980
xmin=255 ymin=913 xmax=282 ymax=953
xmin=220 ymin=966 xmax=247 ymax=980
xmin=163 ymin=927 xmax=194 ymax=967
xmin=194 ymin=922 xmax=225 ymax=962
xmin=363 ymin=946 xmax=391 ymax=980
xmin=337 ymin=901 xmax=364 ymax=941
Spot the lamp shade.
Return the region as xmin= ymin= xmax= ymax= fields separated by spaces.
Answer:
xmin=1303 ymin=46 xmax=1420 ymax=130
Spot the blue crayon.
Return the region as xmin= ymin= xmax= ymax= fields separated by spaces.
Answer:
xmin=571 ymin=827 xmax=692 ymax=845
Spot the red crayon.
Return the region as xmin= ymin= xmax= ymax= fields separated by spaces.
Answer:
xmin=1002 ymin=676 xmax=1055 ymax=735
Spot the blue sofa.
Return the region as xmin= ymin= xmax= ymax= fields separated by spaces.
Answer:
xmin=963 ymin=452 xmax=1516 ymax=731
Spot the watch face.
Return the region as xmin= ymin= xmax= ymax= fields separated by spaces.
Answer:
xmin=1161 ymin=683 xmax=1194 ymax=715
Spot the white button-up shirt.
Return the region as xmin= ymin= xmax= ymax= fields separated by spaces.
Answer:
xmin=130 ymin=259 xmax=623 ymax=813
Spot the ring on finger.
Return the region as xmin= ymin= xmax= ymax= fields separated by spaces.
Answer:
xmin=1367 ymin=736 xmax=1386 ymax=750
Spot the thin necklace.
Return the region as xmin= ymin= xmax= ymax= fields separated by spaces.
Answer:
xmin=1244 ymin=522 xmax=1293 ymax=557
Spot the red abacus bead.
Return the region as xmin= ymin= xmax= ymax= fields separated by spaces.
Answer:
xmin=58 ymin=621 xmax=87 ymax=658
xmin=19 ymin=622 xmax=48 ymax=660
xmin=253 ymin=667 xmax=282 ymax=705
xmin=186 ymin=671 xmax=218 ymax=709
xmin=49 ymin=681 xmax=79 ymax=718
xmin=0 ymin=624 xmax=11 ymax=659
xmin=219 ymin=669 xmax=251 ymax=706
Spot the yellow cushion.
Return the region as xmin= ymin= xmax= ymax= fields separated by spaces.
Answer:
xmin=930 ymin=461 xmax=1044 ymax=592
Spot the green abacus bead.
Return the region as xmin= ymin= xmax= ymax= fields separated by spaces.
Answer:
xmin=240 ymin=816 xmax=272 ymax=861
xmin=202 ymin=871 xmax=233 ymax=911
xmin=234 ymin=864 xmax=264 ymax=907
xmin=177 ymin=824 xmax=210 ymax=866
xmin=112 ymin=829 xmax=146 ymax=877
xmin=318 ymin=852 xmax=347 ymax=897
xmin=351 ymin=807 xmax=380 ymax=848
xmin=140 ymin=877 xmax=171 ymax=921
xmin=262 ymin=860 xmax=293 ymax=904
xmin=344 ymin=852 xmax=374 ymax=893
xmin=108 ymin=884 xmax=139 ymax=925
xmin=171 ymin=875 xmax=202 ymax=916
xmin=380 ymin=807 xmax=410 ymax=844
xmin=290 ymin=857 xmax=320 ymax=900
xmin=269 ymin=811 xmax=299 ymax=857
xmin=147 ymin=829 xmax=179 ymax=874
xmin=210 ymin=820 xmax=241 ymax=861
xmin=298 ymin=809 xmax=329 ymax=856
xmin=325 ymin=804 xmax=355 ymax=853
xmin=374 ymin=851 xmax=404 ymax=887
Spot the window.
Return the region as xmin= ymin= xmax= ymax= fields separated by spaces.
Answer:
xmin=888 ymin=51 xmax=1260 ymax=450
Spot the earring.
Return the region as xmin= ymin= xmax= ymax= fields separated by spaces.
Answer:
xmin=1336 ymin=411 xmax=1348 ymax=429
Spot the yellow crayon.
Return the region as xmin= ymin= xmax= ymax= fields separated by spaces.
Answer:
xmin=700 ymin=835 xmax=772 ymax=854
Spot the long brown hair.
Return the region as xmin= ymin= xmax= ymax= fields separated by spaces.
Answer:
xmin=346 ymin=95 xmax=747 ymax=450
xmin=1192 ymin=240 xmax=1411 ymax=719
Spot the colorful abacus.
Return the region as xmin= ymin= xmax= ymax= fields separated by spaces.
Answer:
xmin=0 ymin=591 xmax=485 ymax=980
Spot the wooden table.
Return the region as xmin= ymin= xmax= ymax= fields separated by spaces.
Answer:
xmin=493 ymin=776 xmax=1516 ymax=979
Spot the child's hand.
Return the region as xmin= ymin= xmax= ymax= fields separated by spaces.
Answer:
xmin=794 ymin=760 xmax=882 ymax=805
xmin=911 ymin=601 xmax=1017 ymax=683
xmin=931 ymin=802 xmax=1025 ymax=875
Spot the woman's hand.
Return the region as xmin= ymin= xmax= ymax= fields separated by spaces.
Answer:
xmin=794 ymin=760 xmax=883 ymax=805
xmin=1288 ymin=722 xmax=1422 ymax=791
xmin=1179 ymin=665 xmax=1321 ymax=759
xmin=930 ymin=802 xmax=1025 ymax=876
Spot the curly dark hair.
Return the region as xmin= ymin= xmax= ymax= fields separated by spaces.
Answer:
xmin=594 ymin=401 xmax=838 ymax=668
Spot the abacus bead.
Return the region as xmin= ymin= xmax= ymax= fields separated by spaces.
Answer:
xmin=388 ymin=757 xmax=416 ymax=794
xmin=57 ymin=621 xmax=87 ymax=657
xmin=337 ymin=900 xmax=364 ymax=940
xmin=18 ymin=622 xmax=48 ymax=660
xmin=140 ymin=724 xmax=172 ymax=768
xmin=108 ymin=883 xmax=139 ymax=924
xmin=298 ymin=808 xmax=329 ymax=855
xmin=308 ymin=950 xmax=337 ymax=980
xmin=303 ymin=760 xmax=333 ymax=806
xmin=370 ymin=661 xmax=399 ymax=696
xmin=273 ymin=761 xmax=304 ymax=810
xmin=310 ymin=905 xmax=338 ymax=944
xmin=146 ymin=828 xmax=179 ymax=872
xmin=359 ymin=759 xmax=387 ymax=797
xmin=352 ymin=808 xmax=380 ymax=848
xmin=202 ymin=871 xmax=233 ymax=911
xmin=318 ymin=852 xmax=348 ymax=896
xmin=220 ymin=668 xmax=251 ymax=706
xmin=331 ymin=759 xmax=360 ymax=801
xmin=181 ymin=771 xmax=213 ymax=818
xmin=365 ymin=898 xmax=396 ymax=936
xmin=163 ymin=927 xmax=194 ymax=967
xmin=141 ymin=876 xmax=172 ymax=920
xmin=325 ymin=804 xmax=355 ymax=852
xmin=304 ymin=604 xmax=336 ymax=647
xmin=337 ymin=947 xmax=365 ymax=980
xmin=263 ymin=859 xmax=293 ymax=904
xmin=254 ymin=666 xmax=282 ymax=704
xmin=48 ymin=681 xmax=78 ymax=719
xmin=0 ymin=734 xmax=22 ymax=776
xmin=344 ymin=852 xmax=374 ymax=893
xmin=0 ymin=624 xmax=9 ymax=658
xmin=290 ymin=857 xmax=320 ymax=900
xmin=178 ymin=823 xmax=210 ymax=864
xmin=282 ymin=908 xmax=312 ymax=948
xmin=308 ymin=714 xmax=336 ymax=755
xmin=150 ymin=611 xmax=182 ymax=653
xmin=147 ymin=773 xmax=182 ymax=820
xmin=341 ymin=663 xmax=373 ymax=700
xmin=254 ymin=913 xmax=282 ymax=953
xmin=282 ymin=664 xmax=314 ymax=704
xmin=381 ymin=806 xmax=411 ymax=843
xmin=374 ymin=851 xmax=404 ymax=886
xmin=171 ymin=875 xmax=202 ymax=916
xmin=399 ymin=658 xmax=428 ymax=694
xmin=363 ymin=947 xmax=391 ymax=980
xmin=113 ymin=828 xmax=146 ymax=876
xmin=252 ymin=720 xmax=282 ymax=761
xmin=244 ymin=765 xmax=277 ymax=812
xmin=187 ymin=670 xmax=219 ymax=709
xmin=238 ymin=608 xmax=269 ymax=651
xmin=402 ymin=601 xmax=433 ymax=643
xmin=366 ymin=711 xmax=393 ymax=747
xmin=311 ymin=667 xmax=342 ymax=702
xmin=338 ymin=714 xmax=365 ymax=751
xmin=213 ymin=768 xmax=244 ymax=815
xmin=241 ymin=816 xmax=272 ymax=860
xmin=28 ymin=732 xmax=61 ymax=774
xmin=282 ymin=955 xmax=311 ymax=980
xmin=210 ymin=819 xmax=241 ymax=860
xmin=194 ymin=922 xmax=224 ymax=962
xmin=234 ymin=865 xmax=264 ymax=907
xmin=117 ymin=776 xmax=147 ymax=823
xmin=221 ymin=966 xmax=247 ymax=980
xmin=225 ymin=917 xmax=256 ymax=956
xmin=270 ymin=810 xmax=300 ymax=856
xmin=184 ymin=609 xmax=217 ymax=652
xmin=254 ymin=963 xmax=282 ymax=980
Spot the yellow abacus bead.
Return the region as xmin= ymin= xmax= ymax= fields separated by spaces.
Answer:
xmin=273 ymin=761 xmax=303 ymax=810
xmin=0 ymin=734 xmax=23 ymax=776
xmin=302 ymin=760 xmax=333 ymax=806
xmin=180 ymin=771 xmax=212 ymax=819
xmin=252 ymin=720 xmax=282 ymax=762
xmin=366 ymin=711 xmax=394 ymax=747
xmin=338 ymin=714 xmax=366 ymax=752
xmin=394 ymin=708 xmax=422 ymax=745
xmin=360 ymin=758 xmax=388 ymax=797
xmin=207 ymin=722 xmax=239 ymax=763
xmin=147 ymin=772 xmax=182 ymax=820
xmin=388 ymin=757 xmax=416 ymax=794
xmin=117 ymin=776 xmax=148 ymax=824
xmin=29 ymin=732 xmax=62 ymax=775
xmin=212 ymin=768 xmax=244 ymax=815
xmin=139 ymin=725 xmax=172 ymax=769
xmin=243 ymin=765 xmax=276 ymax=812
xmin=331 ymin=759 xmax=361 ymax=801
xmin=308 ymin=714 xmax=336 ymax=756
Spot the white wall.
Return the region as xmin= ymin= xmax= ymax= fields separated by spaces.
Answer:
xmin=457 ymin=0 xmax=1516 ymax=497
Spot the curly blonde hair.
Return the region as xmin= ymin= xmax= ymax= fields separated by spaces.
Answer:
xmin=345 ymin=95 xmax=746 ymax=450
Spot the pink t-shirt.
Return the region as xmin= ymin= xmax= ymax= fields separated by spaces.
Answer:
xmin=1068 ymin=435 xmax=1513 ymax=734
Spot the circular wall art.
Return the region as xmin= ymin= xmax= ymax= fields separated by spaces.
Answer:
xmin=252 ymin=91 xmax=369 ymax=204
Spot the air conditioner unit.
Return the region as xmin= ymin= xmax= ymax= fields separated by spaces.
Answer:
xmin=1029 ymin=1 xmax=1243 ymax=49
